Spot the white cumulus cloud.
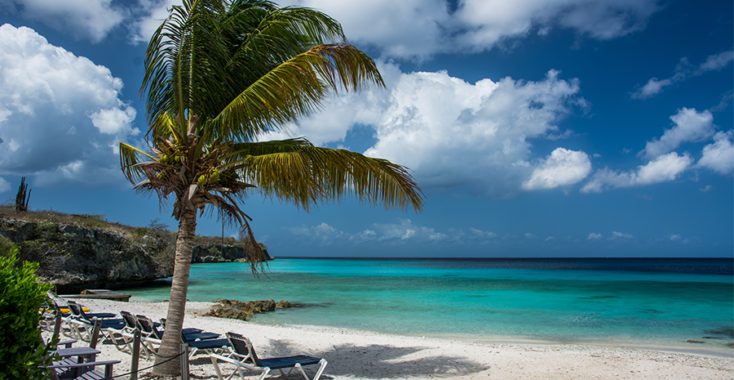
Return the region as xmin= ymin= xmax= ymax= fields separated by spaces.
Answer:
xmin=633 ymin=78 xmax=673 ymax=99
xmin=287 ymin=219 xmax=456 ymax=245
xmin=0 ymin=177 xmax=9 ymax=193
xmin=373 ymin=219 xmax=443 ymax=242
xmin=698 ymin=50 xmax=734 ymax=72
xmin=0 ymin=25 xmax=139 ymax=186
xmin=522 ymin=148 xmax=592 ymax=190
xmin=612 ymin=231 xmax=633 ymax=239
xmin=632 ymin=50 xmax=734 ymax=99
xmin=129 ymin=0 xmax=180 ymax=43
xmin=133 ymin=0 xmax=660 ymax=59
xmin=469 ymin=228 xmax=497 ymax=239
xmin=264 ymin=65 xmax=586 ymax=198
xmin=581 ymin=152 xmax=692 ymax=193
xmin=697 ymin=131 xmax=734 ymax=175
xmin=588 ymin=233 xmax=602 ymax=240
xmin=641 ymin=108 xmax=714 ymax=159
xmin=90 ymin=106 xmax=138 ymax=135
xmin=288 ymin=222 xmax=343 ymax=243
xmin=457 ymin=0 xmax=659 ymax=50
xmin=0 ymin=0 xmax=125 ymax=43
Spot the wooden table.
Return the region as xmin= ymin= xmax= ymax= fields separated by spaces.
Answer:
xmin=53 ymin=346 xmax=101 ymax=378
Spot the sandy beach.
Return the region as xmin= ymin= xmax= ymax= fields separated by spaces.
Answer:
xmin=52 ymin=299 xmax=733 ymax=380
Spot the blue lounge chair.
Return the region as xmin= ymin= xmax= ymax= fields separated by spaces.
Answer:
xmin=66 ymin=300 xmax=118 ymax=320
xmin=209 ymin=332 xmax=327 ymax=380
xmin=131 ymin=314 xmax=229 ymax=358
xmin=135 ymin=314 xmax=220 ymax=341
xmin=182 ymin=334 xmax=231 ymax=358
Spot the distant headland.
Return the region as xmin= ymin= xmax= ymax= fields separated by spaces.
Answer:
xmin=0 ymin=206 xmax=271 ymax=293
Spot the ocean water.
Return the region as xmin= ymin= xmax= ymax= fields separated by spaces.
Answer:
xmin=120 ymin=258 xmax=734 ymax=353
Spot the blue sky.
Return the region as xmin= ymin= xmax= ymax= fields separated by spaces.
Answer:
xmin=0 ymin=0 xmax=731 ymax=258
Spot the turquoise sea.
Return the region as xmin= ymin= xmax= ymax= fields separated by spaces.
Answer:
xmin=120 ymin=258 xmax=734 ymax=355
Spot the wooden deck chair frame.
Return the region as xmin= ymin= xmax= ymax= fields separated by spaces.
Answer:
xmin=209 ymin=333 xmax=327 ymax=380
xmin=47 ymin=360 xmax=119 ymax=380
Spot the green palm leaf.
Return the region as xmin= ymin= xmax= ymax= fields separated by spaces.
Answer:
xmin=223 ymin=139 xmax=423 ymax=211
xmin=207 ymin=44 xmax=384 ymax=142
xmin=119 ymin=143 xmax=157 ymax=184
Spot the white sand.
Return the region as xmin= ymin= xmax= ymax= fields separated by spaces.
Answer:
xmin=53 ymin=299 xmax=733 ymax=379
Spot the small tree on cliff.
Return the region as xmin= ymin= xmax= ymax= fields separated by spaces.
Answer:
xmin=119 ymin=0 xmax=423 ymax=375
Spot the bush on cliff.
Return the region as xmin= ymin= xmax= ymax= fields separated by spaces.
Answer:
xmin=0 ymin=236 xmax=15 ymax=257
xmin=0 ymin=248 xmax=55 ymax=380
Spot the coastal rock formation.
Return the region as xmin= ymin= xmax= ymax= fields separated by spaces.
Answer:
xmin=0 ymin=219 xmax=174 ymax=293
xmin=206 ymin=298 xmax=293 ymax=321
xmin=191 ymin=244 xmax=273 ymax=263
xmin=0 ymin=217 xmax=272 ymax=293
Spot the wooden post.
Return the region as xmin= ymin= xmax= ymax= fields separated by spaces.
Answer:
xmin=180 ymin=344 xmax=189 ymax=380
xmin=130 ymin=329 xmax=141 ymax=380
xmin=52 ymin=309 xmax=62 ymax=339
xmin=89 ymin=318 xmax=102 ymax=348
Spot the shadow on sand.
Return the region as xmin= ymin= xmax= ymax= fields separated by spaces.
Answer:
xmin=134 ymin=337 xmax=490 ymax=379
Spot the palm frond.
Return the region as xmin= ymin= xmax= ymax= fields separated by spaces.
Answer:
xmin=208 ymin=43 xmax=384 ymax=141
xmin=221 ymin=138 xmax=314 ymax=164
xmin=150 ymin=112 xmax=186 ymax=145
xmin=231 ymin=143 xmax=423 ymax=212
xmin=120 ymin=143 xmax=157 ymax=184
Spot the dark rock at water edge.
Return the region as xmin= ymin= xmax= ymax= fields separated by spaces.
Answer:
xmin=206 ymin=298 xmax=293 ymax=321
xmin=191 ymin=244 xmax=274 ymax=263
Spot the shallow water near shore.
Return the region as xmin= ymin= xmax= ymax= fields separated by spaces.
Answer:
xmin=119 ymin=258 xmax=734 ymax=355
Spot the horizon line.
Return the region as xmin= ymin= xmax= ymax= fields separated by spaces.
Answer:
xmin=274 ymin=256 xmax=733 ymax=260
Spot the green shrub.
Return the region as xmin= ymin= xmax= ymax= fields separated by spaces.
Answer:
xmin=0 ymin=236 xmax=14 ymax=257
xmin=0 ymin=249 xmax=55 ymax=380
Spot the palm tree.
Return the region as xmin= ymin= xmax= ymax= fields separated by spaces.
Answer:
xmin=119 ymin=0 xmax=423 ymax=375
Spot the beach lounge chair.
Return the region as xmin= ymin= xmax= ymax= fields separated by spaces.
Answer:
xmin=101 ymin=311 xmax=142 ymax=355
xmin=209 ymin=332 xmax=327 ymax=380
xmin=64 ymin=300 xmax=125 ymax=340
xmin=136 ymin=314 xmax=221 ymax=341
xmin=66 ymin=300 xmax=118 ymax=320
xmin=181 ymin=333 xmax=231 ymax=358
xmin=161 ymin=317 xmax=205 ymax=335
xmin=136 ymin=331 xmax=230 ymax=360
xmin=65 ymin=314 xmax=125 ymax=343
xmin=131 ymin=314 xmax=229 ymax=359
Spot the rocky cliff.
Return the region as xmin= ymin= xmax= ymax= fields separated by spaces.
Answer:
xmin=0 ymin=216 xmax=270 ymax=293
xmin=0 ymin=218 xmax=174 ymax=293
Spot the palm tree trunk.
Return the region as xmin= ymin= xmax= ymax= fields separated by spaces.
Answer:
xmin=153 ymin=208 xmax=197 ymax=376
